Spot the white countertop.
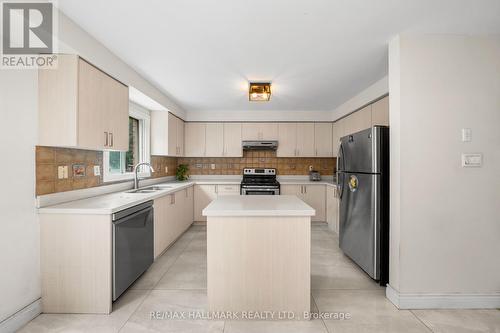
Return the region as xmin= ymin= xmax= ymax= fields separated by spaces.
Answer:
xmin=37 ymin=181 xmax=196 ymax=215
xmin=202 ymin=195 xmax=315 ymax=217
xmin=37 ymin=177 xmax=336 ymax=215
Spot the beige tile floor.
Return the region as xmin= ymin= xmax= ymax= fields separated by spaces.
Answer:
xmin=19 ymin=224 xmax=500 ymax=333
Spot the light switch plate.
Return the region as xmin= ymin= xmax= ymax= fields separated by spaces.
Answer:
xmin=462 ymin=153 xmax=482 ymax=167
xmin=93 ymin=165 xmax=101 ymax=176
xmin=462 ymin=128 xmax=472 ymax=142
xmin=57 ymin=166 xmax=65 ymax=179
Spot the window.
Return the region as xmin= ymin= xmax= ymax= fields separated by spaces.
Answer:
xmin=103 ymin=103 xmax=151 ymax=182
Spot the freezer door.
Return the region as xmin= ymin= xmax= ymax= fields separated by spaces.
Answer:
xmin=339 ymin=127 xmax=385 ymax=174
xmin=339 ymin=172 xmax=380 ymax=280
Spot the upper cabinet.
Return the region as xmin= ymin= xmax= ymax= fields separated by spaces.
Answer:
xmin=205 ymin=123 xmax=224 ymax=157
xmin=345 ymin=105 xmax=372 ymax=135
xmin=332 ymin=121 xmax=342 ymax=157
xmin=184 ymin=123 xmax=242 ymax=157
xmin=337 ymin=95 xmax=389 ymax=138
xmin=223 ymin=123 xmax=242 ymax=157
xmin=38 ymin=55 xmax=129 ymax=151
xmin=151 ymin=112 xmax=185 ymax=156
xmin=184 ymin=123 xmax=206 ymax=157
xmin=314 ymin=123 xmax=333 ymax=157
xmin=277 ymin=123 xmax=315 ymax=157
xmin=242 ymin=123 xmax=278 ymax=140
xmin=371 ymin=96 xmax=389 ymax=126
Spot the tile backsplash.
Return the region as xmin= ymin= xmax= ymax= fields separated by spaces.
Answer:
xmin=36 ymin=146 xmax=104 ymax=195
xmin=36 ymin=147 xmax=178 ymax=196
xmin=36 ymin=148 xmax=335 ymax=195
xmin=178 ymin=151 xmax=336 ymax=176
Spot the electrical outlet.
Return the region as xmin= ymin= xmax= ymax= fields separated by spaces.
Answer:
xmin=93 ymin=165 xmax=101 ymax=176
xmin=165 ymin=166 xmax=168 ymax=173
xmin=309 ymin=165 xmax=313 ymax=171
xmin=211 ymin=164 xmax=216 ymax=170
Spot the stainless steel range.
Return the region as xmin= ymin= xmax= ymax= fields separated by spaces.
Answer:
xmin=240 ymin=168 xmax=280 ymax=195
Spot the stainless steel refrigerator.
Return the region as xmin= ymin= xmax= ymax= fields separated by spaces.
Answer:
xmin=336 ymin=126 xmax=389 ymax=285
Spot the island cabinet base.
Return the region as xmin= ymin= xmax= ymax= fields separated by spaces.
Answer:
xmin=207 ymin=216 xmax=311 ymax=320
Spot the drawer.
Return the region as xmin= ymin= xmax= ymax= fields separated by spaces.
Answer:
xmin=217 ymin=184 xmax=240 ymax=194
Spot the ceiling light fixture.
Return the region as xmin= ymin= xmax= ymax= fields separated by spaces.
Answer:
xmin=249 ymin=82 xmax=271 ymax=102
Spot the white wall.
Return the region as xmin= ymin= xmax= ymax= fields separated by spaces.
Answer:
xmin=388 ymin=34 xmax=500 ymax=305
xmin=185 ymin=110 xmax=334 ymax=122
xmin=0 ymin=70 xmax=40 ymax=324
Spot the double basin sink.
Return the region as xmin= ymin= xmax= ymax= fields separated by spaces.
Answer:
xmin=126 ymin=184 xmax=174 ymax=194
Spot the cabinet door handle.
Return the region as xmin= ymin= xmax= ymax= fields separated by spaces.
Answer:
xmin=304 ymin=186 xmax=307 ymax=194
xmin=315 ymin=149 xmax=318 ymax=156
xmin=109 ymin=133 xmax=113 ymax=147
xmin=215 ymin=185 xmax=218 ymax=194
xmin=104 ymin=132 xmax=108 ymax=146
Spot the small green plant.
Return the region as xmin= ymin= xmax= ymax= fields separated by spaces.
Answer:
xmin=176 ymin=164 xmax=189 ymax=181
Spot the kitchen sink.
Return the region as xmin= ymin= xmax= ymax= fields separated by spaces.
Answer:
xmin=126 ymin=185 xmax=173 ymax=194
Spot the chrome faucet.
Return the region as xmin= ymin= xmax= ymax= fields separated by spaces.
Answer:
xmin=133 ymin=162 xmax=155 ymax=189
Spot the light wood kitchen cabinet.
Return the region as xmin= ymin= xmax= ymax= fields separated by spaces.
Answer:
xmin=277 ymin=123 xmax=314 ymax=157
xmin=296 ymin=123 xmax=315 ymax=157
xmin=344 ymin=105 xmax=372 ymax=135
xmin=39 ymin=54 xmax=129 ymax=151
xmin=154 ymin=195 xmax=174 ymax=259
xmin=332 ymin=121 xmax=342 ymax=157
xmin=371 ymin=96 xmax=389 ymax=126
xmin=277 ymin=123 xmax=297 ymax=157
xmin=326 ymin=186 xmax=339 ymax=234
xmin=205 ymin=123 xmax=225 ymax=157
xmin=242 ymin=123 xmax=278 ymax=140
xmin=151 ymin=112 xmax=185 ymax=156
xmin=280 ymin=184 xmax=325 ymax=222
xmin=154 ymin=187 xmax=194 ymax=259
xmin=314 ymin=123 xmax=333 ymax=157
xmin=184 ymin=123 xmax=206 ymax=157
xmin=194 ymin=184 xmax=240 ymax=221
xmin=223 ymin=123 xmax=242 ymax=157
xmin=194 ymin=185 xmax=218 ymax=221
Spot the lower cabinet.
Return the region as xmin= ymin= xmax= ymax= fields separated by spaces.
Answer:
xmin=194 ymin=184 xmax=240 ymax=221
xmin=281 ymin=184 xmax=326 ymax=222
xmin=326 ymin=186 xmax=339 ymax=234
xmin=154 ymin=186 xmax=194 ymax=259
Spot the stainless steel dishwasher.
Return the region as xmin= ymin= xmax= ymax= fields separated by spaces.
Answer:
xmin=112 ymin=201 xmax=154 ymax=300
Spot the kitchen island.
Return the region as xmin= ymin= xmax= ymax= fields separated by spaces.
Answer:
xmin=202 ymin=195 xmax=315 ymax=320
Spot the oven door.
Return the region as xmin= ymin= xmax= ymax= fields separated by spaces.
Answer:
xmin=241 ymin=187 xmax=280 ymax=195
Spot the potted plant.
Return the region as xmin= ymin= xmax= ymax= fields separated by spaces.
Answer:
xmin=176 ymin=164 xmax=189 ymax=181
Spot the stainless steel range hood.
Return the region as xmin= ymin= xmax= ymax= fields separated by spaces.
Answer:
xmin=242 ymin=140 xmax=278 ymax=150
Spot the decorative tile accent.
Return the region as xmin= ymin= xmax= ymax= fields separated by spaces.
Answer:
xmin=36 ymin=146 xmax=104 ymax=195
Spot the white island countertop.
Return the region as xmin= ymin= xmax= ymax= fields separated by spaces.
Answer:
xmin=202 ymin=195 xmax=315 ymax=217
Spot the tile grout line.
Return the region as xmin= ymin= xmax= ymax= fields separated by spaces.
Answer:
xmin=118 ymin=227 xmax=200 ymax=332
xmin=311 ymin=293 xmax=331 ymax=333
xmin=409 ymin=310 xmax=435 ymax=333
xmin=149 ymin=228 xmax=199 ymax=291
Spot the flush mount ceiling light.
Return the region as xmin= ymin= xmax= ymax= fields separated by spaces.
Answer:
xmin=249 ymin=82 xmax=271 ymax=102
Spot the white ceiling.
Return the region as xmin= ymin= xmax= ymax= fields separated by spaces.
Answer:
xmin=58 ymin=0 xmax=500 ymax=113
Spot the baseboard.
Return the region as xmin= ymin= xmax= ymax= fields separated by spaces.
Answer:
xmin=386 ymin=284 xmax=500 ymax=309
xmin=0 ymin=298 xmax=41 ymax=333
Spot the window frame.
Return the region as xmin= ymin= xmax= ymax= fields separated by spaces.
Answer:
xmin=103 ymin=102 xmax=151 ymax=183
